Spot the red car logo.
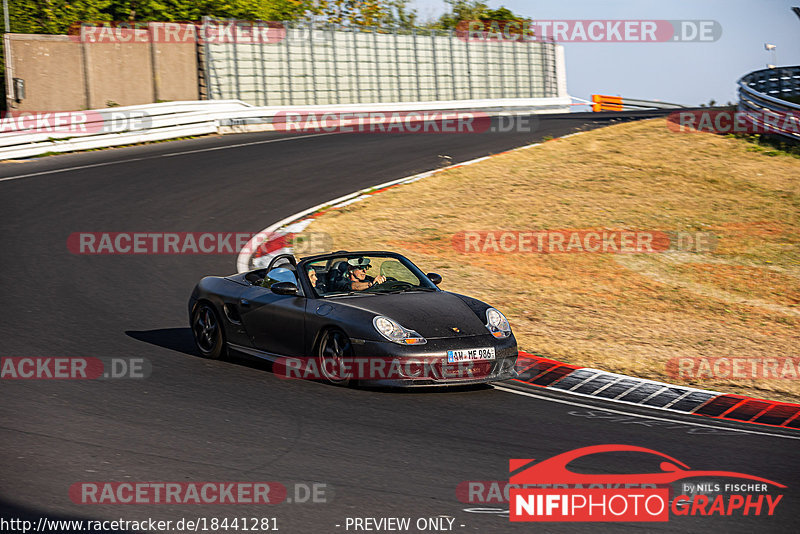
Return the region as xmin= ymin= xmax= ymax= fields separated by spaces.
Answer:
xmin=510 ymin=444 xmax=785 ymax=487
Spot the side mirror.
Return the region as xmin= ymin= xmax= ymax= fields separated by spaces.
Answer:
xmin=426 ymin=272 xmax=442 ymax=285
xmin=271 ymin=281 xmax=298 ymax=295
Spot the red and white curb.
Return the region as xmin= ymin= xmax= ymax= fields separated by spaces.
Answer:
xmin=235 ymin=138 xmax=799 ymax=431
xmin=513 ymin=353 xmax=800 ymax=431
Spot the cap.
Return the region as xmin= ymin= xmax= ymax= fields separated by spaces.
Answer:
xmin=347 ymin=257 xmax=371 ymax=269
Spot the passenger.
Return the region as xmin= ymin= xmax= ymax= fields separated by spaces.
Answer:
xmin=308 ymin=268 xmax=328 ymax=293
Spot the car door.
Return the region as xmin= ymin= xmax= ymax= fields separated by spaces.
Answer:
xmin=217 ymin=283 xmax=254 ymax=348
xmin=238 ymin=285 xmax=307 ymax=357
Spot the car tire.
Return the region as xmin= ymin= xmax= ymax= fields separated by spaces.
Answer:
xmin=317 ymin=329 xmax=354 ymax=386
xmin=191 ymin=302 xmax=227 ymax=359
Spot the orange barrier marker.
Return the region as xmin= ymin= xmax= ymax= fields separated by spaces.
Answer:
xmin=591 ymin=94 xmax=623 ymax=111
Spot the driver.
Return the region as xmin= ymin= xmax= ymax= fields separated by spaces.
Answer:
xmin=346 ymin=257 xmax=386 ymax=291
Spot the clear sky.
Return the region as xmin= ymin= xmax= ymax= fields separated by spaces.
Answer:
xmin=410 ymin=0 xmax=800 ymax=106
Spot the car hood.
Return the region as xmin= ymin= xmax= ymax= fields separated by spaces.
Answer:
xmin=328 ymin=291 xmax=489 ymax=339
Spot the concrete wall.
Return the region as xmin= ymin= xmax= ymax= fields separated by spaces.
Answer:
xmin=84 ymin=38 xmax=154 ymax=109
xmin=5 ymin=25 xmax=198 ymax=112
xmin=5 ymin=34 xmax=86 ymax=111
xmin=151 ymin=23 xmax=199 ymax=103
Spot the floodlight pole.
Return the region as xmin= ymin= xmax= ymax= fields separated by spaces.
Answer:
xmin=764 ymin=43 xmax=777 ymax=68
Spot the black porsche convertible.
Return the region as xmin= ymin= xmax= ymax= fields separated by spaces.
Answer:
xmin=189 ymin=251 xmax=518 ymax=386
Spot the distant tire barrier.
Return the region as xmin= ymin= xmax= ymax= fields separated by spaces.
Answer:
xmin=738 ymin=66 xmax=800 ymax=141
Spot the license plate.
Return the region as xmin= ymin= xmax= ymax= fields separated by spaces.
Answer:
xmin=447 ymin=347 xmax=496 ymax=363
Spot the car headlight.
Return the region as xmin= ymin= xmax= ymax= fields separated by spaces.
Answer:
xmin=373 ymin=316 xmax=427 ymax=345
xmin=485 ymin=308 xmax=511 ymax=338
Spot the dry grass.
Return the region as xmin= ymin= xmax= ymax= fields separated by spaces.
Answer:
xmin=297 ymin=119 xmax=800 ymax=402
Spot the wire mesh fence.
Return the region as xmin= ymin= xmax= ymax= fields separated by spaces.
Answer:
xmin=202 ymin=19 xmax=561 ymax=106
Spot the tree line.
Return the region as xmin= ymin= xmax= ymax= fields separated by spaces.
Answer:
xmin=1 ymin=1 xmax=528 ymax=35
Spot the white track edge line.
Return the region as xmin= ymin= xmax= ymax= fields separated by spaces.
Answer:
xmin=0 ymin=132 xmax=335 ymax=183
xmin=493 ymin=385 xmax=800 ymax=441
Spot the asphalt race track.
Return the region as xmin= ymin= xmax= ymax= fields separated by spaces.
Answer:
xmin=1 ymin=112 xmax=798 ymax=533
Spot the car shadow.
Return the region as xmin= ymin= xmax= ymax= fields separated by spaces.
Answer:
xmin=125 ymin=328 xmax=496 ymax=394
xmin=126 ymin=327 xmax=196 ymax=356
xmin=124 ymin=328 xmax=273 ymax=373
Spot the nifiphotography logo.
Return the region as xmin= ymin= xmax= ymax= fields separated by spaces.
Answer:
xmin=509 ymin=445 xmax=785 ymax=522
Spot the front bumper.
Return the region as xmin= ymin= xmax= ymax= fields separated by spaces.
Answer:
xmin=349 ymin=333 xmax=518 ymax=387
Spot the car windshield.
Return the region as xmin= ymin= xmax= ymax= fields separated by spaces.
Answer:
xmin=302 ymin=253 xmax=437 ymax=297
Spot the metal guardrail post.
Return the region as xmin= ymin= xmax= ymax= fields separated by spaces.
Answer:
xmin=309 ymin=23 xmax=318 ymax=105
xmin=353 ymin=28 xmax=362 ymax=104
xmin=257 ymin=23 xmax=266 ymax=106
xmin=393 ymin=28 xmax=402 ymax=102
xmin=201 ymin=17 xmax=212 ymax=99
xmin=526 ymin=40 xmax=534 ymax=98
xmin=284 ymin=24 xmax=292 ymax=105
xmin=483 ymin=39 xmax=490 ymax=98
xmin=330 ymin=24 xmax=341 ymax=105
xmin=447 ymin=30 xmax=457 ymax=100
xmin=231 ymin=22 xmax=241 ymax=101
xmin=541 ymin=41 xmax=550 ymax=98
xmin=551 ymin=40 xmax=557 ymax=96
xmin=511 ymin=39 xmax=520 ymax=99
xmin=464 ymin=32 xmax=474 ymax=100
xmin=412 ymin=29 xmax=421 ymax=101
xmin=431 ymin=30 xmax=440 ymax=101
xmin=498 ymin=40 xmax=507 ymax=99
xmin=373 ymin=28 xmax=382 ymax=102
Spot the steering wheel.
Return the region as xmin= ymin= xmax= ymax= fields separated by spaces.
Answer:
xmin=368 ymin=280 xmax=413 ymax=292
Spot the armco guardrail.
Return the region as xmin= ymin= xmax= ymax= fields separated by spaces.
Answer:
xmin=591 ymin=94 xmax=683 ymax=112
xmin=0 ymin=100 xmax=250 ymax=160
xmin=0 ymin=97 xmax=571 ymax=160
xmin=738 ymin=66 xmax=800 ymax=141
